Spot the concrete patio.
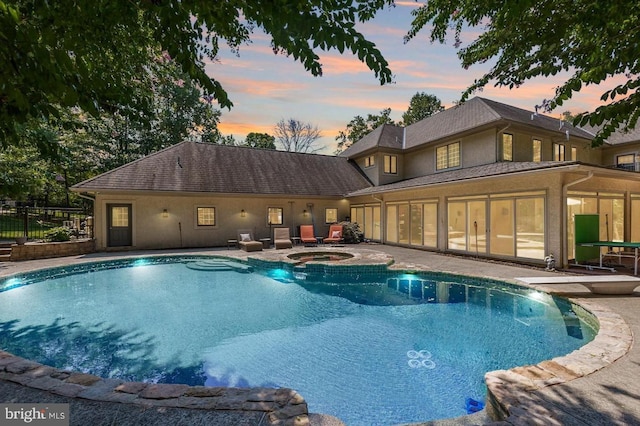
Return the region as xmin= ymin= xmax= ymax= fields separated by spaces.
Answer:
xmin=0 ymin=244 xmax=638 ymax=425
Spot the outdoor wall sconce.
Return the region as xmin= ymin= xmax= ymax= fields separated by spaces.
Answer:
xmin=162 ymin=209 xmax=168 ymax=218
xmin=241 ymin=209 xmax=246 ymax=217
xmin=303 ymin=209 xmax=308 ymax=216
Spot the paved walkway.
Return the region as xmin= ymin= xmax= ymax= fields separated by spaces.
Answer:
xmin=0 ymin=245 xmax=638 ymax=425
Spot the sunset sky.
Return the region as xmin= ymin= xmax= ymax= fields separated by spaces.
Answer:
xmin=205 ymin=2 xmax=618 ymax=154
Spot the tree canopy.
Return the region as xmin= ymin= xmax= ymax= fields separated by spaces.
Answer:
xmin=401 ymin=92 xmax=444 ymax=125
xmin=405 ymin=1 xmax=639 ymax=146
xmin=244 ymin=132 xmax=276 ymax=149
xmin=335 ymin=108 xmax=395 ymax=153
xmin=1 ymin=0 xmax=394 ymax=148
xmin=275 ymin=119 xmax=322 ymax=153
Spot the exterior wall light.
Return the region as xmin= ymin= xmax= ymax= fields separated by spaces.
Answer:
xmin=303 ymin=209 xmax=308 ymax=216
xmin=241 ymin=209 xmax=246 ymax=217
xmin=162 ymin=209 xmax=168 ymax=218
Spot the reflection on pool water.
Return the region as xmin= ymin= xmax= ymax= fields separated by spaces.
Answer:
xmin=0 ymin=257 xmax=596 ymax=425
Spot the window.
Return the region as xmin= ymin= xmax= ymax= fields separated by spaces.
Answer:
xmin=111 ymin=207 xmax=129 ymax=227
xmin=571 ymin=146 xmax=577 ymax=161
xmin=532 ymin=139 xmax=542 ymax=162
xmin=502 ymin=133 xmax=513 ymax=161
xmin=267 ymin=207 xmax=283 ymax=225
xmin=436 ymin=142 xmax=460 ymax=170
xmin=553 ymin=143 xmax=565 ymax=161
xmin=364 ymin=155 xmax=375 ymax=167
xmin=196 ymin=207 xmax=215 ymax=226
xmin=383 ymin=155 xmax=397 ymax=174
xmin=617 ymin=154 xmax=636 ymax=171
xmin=325 ymin=208 xmax=338 ymax=224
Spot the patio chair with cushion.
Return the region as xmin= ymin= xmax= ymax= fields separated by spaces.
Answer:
xmin=273 ymin=227 xmax=293 ymax=249
xmin=300 ymin=225 xmax=317 ymax=246
xmin=324 ymin=224 xmax=344 ymax=244
xmin=237 ymin=229 xmax=263 ymax=252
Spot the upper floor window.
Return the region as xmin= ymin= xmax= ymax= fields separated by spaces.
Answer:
xmin=553 ymin=143 xmax=565 ymax=161
xmin=325 ymin=208 xmax=338 ymax=224
xmin=267 ymin=207 xmax=283 ymax=225
xmin=196 ymin=207 xmax=216 ymax=226
xmin=617 ymin=154 xmax=637 ymax=171
xmin=532 ymin=139 xmax=542 ymax=162
xmin=436 ymin=142 xmax=460 ymax=170
xmin=502 ymin=133 xmax=513 ymax=161
xmin=571 ymin=146 xmax=577 ymax=161
xmin=383 ymin=155 xmax=397 ymax=174
xmin=364 ymin=155 xmax=375 ymax=167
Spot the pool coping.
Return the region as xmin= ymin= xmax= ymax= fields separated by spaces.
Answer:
xmin=0 ymin=247 xmax=633 ymax=425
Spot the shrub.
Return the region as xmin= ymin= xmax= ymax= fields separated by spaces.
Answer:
xmin=44 ymin=227 xmax=71 ymax=242
xmin=339 ymin=221 xmax=364 ymax=244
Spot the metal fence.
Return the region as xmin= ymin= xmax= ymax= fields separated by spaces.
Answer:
xmin=0 ymin=206 xmax=93 ymax=241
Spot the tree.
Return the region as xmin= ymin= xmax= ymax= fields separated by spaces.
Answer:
xmin=334 ymin=108 xmax=395 ymax=153
xmin=405 ymin=1 xmax=640 ymax=146
xmin=244 ymin=132 xmax=276 ymax=149
xmin=401 ymin=92 xmax=444 ymax=125
xmin=1 ymin=0 xmax=394 ymax=151
xmin=274 ymin=119 xmax=322 ymax=153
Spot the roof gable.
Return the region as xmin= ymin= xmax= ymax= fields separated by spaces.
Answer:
xmin=339 ymin=124 xmax=403 ymax=158
xmin=72 ymin=142 xmax=372 ymax=197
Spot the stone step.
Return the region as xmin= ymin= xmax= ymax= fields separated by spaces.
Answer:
xmin=0 ymin=254 xmax=11 ymax=261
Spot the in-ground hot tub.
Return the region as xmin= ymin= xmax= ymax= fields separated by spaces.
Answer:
xmin=287 ymin=251 xmax=354 ymax=263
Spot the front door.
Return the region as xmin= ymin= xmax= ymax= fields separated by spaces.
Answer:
xmin=107 ymin=204 xmax=132 ymax=247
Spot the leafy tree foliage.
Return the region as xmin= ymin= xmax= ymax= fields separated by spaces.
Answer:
xmin=405 ymin=1 xmax=639 ymax=146
xmin=274 ymin=119 xmax=322 ymax=153
xmin=1 ymin=0 xmax=394 ymax=149
xmin=244 ymin=132 xmax=276 ymax=149
xmin=334 ymin=108 xmax=395 ymax=153
xmin=401 ymin=92 xmax=444 ymax=125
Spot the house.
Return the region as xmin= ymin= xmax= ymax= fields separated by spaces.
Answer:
xmin=71 ymin=97 xmax=640 ymax=268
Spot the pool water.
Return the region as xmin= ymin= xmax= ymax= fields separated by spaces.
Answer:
xmin=0 ymin=257 xmax=596 ymax=425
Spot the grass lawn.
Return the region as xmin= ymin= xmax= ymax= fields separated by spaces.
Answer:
xmin=0 ymin=213 xmax=56 ymax=239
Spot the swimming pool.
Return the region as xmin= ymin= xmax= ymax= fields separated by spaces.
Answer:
xmin=0 ymin=256 xmax=597 ymax=425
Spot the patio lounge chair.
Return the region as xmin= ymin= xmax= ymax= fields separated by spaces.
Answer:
xmin=273 ymin=227 xmax=293 ymax=249
xmin=324 ymin=224 xmax=344 ymax=244
xmin=300 ymin=225 xmax=317 ymax=246
xmin=237 ymin=229 xmax=263 ymax=252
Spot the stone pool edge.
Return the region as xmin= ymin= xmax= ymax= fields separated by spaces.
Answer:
xmin=0 ymin=351 xmax=308 ymax=425
xmin=483 ymin=298 xmax=632 ymax=424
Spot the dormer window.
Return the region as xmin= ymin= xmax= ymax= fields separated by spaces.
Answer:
xmin=436 ymin=142 xmax=460 ymax=170
xmin=364 ymin=155 xmax=375 ymax=167
xmin=532 ymin=139 xmax=542 ymax=162
xmin=383 ymin=155 xmax=397 ymax=174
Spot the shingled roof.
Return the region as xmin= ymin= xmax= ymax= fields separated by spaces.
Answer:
xmin=340 ymin=97 xmax=595 ymax=158
xmin=72 ymin=142 xmax=372 ymax=197
xmin=404 ymin=97 xmax=593 ymax=149
xmin=339 ymin=124 xmax=404 ymax=158
xmin=346 ymin=161 xmax=586 ymax=196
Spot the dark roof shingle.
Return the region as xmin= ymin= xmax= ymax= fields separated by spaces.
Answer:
xmin=72 ymin=142 xmax=372 ymax=197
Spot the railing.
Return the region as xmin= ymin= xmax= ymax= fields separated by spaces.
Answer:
xmin=610 ymin=162 xmax=640 ymax=172
xmin=0 ymin=206 xmax=93 ymax=241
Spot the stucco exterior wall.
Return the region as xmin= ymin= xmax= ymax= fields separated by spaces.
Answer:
xmin=602 ymin=143 xmax=640 ymax=168
xmin=93 ymin=193 xmax=350 ymax=250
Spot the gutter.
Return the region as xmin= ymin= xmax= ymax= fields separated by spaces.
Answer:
xmin=561 ymin=171 xmax=594 ymax=268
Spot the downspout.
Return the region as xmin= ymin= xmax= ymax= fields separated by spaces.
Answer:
xmin=372 ymin=194 xmax=384 ymax=243
xmin=562 ymin=171 xmax=594 ymax=268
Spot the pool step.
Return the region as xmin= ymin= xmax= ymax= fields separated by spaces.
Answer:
xmin=186 ymin=260 xmax=253 ymax=273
